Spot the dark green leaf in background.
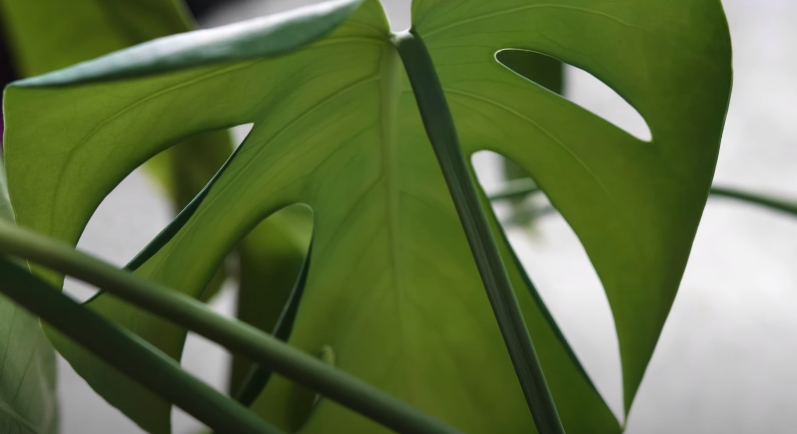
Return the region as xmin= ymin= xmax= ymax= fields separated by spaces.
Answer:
xmin=0 ymin=0 xmax=192 ymax=76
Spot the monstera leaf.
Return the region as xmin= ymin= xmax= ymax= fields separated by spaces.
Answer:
xmin=0 ymin=0 xmax=311 ymax=386
xmin=413 ymin=0 xmax=732 ymax=410
xmin=0 ymin=162 xmax=57 ymax=434
xmin=2 ymin=0 xmax=731 ymax=432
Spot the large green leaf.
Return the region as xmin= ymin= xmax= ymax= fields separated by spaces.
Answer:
xmin=2 ymin=0 xmax=731 ymax=433
xmin=0 ymin=160 xmax=58 ymax=433
xmin=412 ymin=0 xmax=731 ymax=409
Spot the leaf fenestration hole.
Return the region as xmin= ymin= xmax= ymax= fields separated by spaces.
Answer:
xmin=63 ymin=167 xmax=173 ymax=303
xmin=66 ymin=125 xmax=254 ymax=303
xmin=495 ymin=49 xmax=652 ymax=142
xmin=471 ymin=150 xmax=625 ymax=422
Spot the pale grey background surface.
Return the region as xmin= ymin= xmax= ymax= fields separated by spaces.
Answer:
xmin=56 ymin=0 xmax=797 ymax=433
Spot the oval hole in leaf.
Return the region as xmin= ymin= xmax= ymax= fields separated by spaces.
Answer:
xmin=495 ymin=49 xmax=652 ymax=142
xmin=65 ymin=126 xmax=249 ymax=303
xmin=471 ymin=150 xmax=625 ymax=422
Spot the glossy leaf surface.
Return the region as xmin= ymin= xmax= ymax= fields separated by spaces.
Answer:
xmin=3 ymin=0 xmax=731 ymax=432
xmin=0 ymin=161 xmax=57 ymax=434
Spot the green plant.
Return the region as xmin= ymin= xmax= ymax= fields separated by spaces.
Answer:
xmin=0 ymin=0 xmax=767 ymax=432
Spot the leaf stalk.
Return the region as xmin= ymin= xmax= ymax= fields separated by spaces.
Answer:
xmin=489 ymin=180 xmax=797 ymax=219
xmin=0 ymin=258 xmax=282 ymax=434
xmin=392 ymin=29 xmax=566 ymax=434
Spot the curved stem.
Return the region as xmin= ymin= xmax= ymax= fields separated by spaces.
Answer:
xmin=488 ymin=178 xmax=542 ymax=202
xmin=0 ymin=258 xmax=281 ymax=434
xmin=709 ymin=186 xmax=797 ymax=216
xmin=393 ymin=30 xmax=565 ymax=434
xmin=0 ymin=221 xmax=459 ymax=434
xmin=489 ymin=181 xmax=797 ymax=219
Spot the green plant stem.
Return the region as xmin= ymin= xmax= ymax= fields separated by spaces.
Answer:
xmin=488 ymin=178 xmax=542 ymax=202
xmin=489 ymin=181 xmax=797 ymax=218
xmin=0 ymin=258 xmax=281 ymax=434
xmin=0 ymin=221 xmax=459 ymax=434
xmin=710 ymin=186 xmax=797 ymax=216
xmin=393 ymin=30 xmax=565 ymax=434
